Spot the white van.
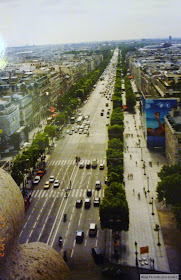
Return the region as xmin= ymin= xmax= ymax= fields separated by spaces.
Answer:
xmin=89 ymin=223 xmax=97 ymax=237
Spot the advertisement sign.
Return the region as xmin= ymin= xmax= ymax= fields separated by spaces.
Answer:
xmin=140 ymin=246 xmax=149 ymax=254
xmin=142 ymin=97 xmax=177 ymax=148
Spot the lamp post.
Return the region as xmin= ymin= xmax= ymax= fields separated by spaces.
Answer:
xmin=154 ymin=224 xmax=161 ymax=246
xmin=151 ymin=197 xmax=155 ymax=215
xmin=143 ymin=161 xmax=146 ymax=175
xmin=141 ymin=148 xmax=143 ymax=161
xmin=147 ymin=176 xmax=150 ymax=193
xmin=134 ymin=241 xmax=138 ymax=267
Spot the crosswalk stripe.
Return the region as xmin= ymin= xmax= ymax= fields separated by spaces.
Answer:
xmin=30 ymin=187 xmax=105 ymax=199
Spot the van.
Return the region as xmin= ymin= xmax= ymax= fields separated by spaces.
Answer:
xmin=95 ymin=180 xmax=101 ymax=190
xmin=89 ymin=223 xmax=97 ymax=237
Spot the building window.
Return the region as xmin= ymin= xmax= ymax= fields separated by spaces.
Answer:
xmin=178 ymin=138 xmax=181 ymax=144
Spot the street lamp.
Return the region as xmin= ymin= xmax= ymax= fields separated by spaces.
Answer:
xmin=143 ymin=161 xmax=146 ymax=175
xmin=147 ymin=176 xmax=150 ymax=193
xmin=134 ymin=241 xmax=138 ymax=267
xmin=154 ymin=224 xmax=161 ymax=246
xmin=151 ymin=197 xmax=155 ymax=215
xmin=141 ymin=148 xmax=143 ymax=161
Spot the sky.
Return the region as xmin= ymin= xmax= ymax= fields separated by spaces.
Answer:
xmin=0 ymin=0 xmax=181 ymax=47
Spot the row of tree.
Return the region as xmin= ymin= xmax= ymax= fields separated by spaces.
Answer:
xmin=157 ymin=164 xmax=181 ymax=228
xmin=11 ymin=126 xmax=56 ymax=188
xmin=99 ymin=50 xmax=129 ymax=233
xmin=54 ymin=49 xmax=112 ymax=126
xmin=124 ymin=75 xmax=136 ymax=111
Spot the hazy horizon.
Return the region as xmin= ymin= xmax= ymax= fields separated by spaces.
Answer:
xmin=0 ymin=0 xmax=181 ymax=48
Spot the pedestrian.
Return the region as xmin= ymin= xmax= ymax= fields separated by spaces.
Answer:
xmin=152 ymin=258 xmax=155 ymax=268
xmin=150 ymin=257 xmax=152 ymax=266
xmin=143 ymin=187 xmax=145 ymax=192
xmin=157 ymin=161 xmax=159 ymax=166
xmin=135 ymin=161 xmax=137 ymax=166
xmin=138 ymin=193 xmax=140 ymax=199
xmin=130 ymin=154 xmax=132 ymax=160
xmin=133 ymin=189 xmax=135 ymax=194
xmin=127 ymin=174 xmax=130 ymax=180
xmin=145 ymin=190 xmax=147 ymax=197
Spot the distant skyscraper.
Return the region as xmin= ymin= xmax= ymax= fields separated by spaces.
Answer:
xmin=169 ymin=36 xmax=172 ymax=43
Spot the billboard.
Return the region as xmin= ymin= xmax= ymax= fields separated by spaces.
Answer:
xmin=142 ymin=97 xmax=177 ymax=148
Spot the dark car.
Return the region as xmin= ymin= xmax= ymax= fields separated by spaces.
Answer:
xmin=86 ymin=162 xmax=91 ymax=169
xmin=76 ymin=199 xmax=83 ymax=208
xmin=76 ymin=230 xmax=84 ymax=244
xmin=87 ymin=189 xmax=92 ymax=197
xmin=92 ymin=247 xmax=104 ymax=265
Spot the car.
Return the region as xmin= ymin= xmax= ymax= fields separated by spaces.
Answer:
xmin=49 ymin=176 xmax=55 ymax=183
xmin=44 ymin=181 xmax=50 ymax=190
xmin=33 ymin=176 xmax=41 ymax=184
xmin=69 ymin=131 xmax=73 ymax=135
xmin=95 ymin=180 xmax=101 ymax=190
xmin=76 ymin=199 xmax=83 ymax=208
xmin=54 ymin=180 xmax=60 ymax=188
xmin=83 ymin=129 xmax=88 ymax=134
xmin=86 ymin=162 xmax=91 ymax=169
xmin=74 ymin=128 xmax=78 ymax=133
xmin=76 ymin=230 xmax=84 ymax=243
xmin=92 ymin=247 xmax=104 ymax=265
xmin=105 ymin=177 xmax=108 ymax=184
xmin=100 ymin=112 xmax=104 ymax=116
xmin=71 ymin=127 xmax=74 ymax=131
xmin=92 ymin=159 xmax=97 ymax=169
xmin=89 ymin=223 xmax=97 ymax=237
xmin=99 ymin=163 xmax=104 ymax=170
xmin=84 ymin=198 xmax=91 ymax=209
xmin=79 ymin=162 xmax=84 ymax=168
xmin=79 ymin=129 xmax=83 ymax=134
xmin=94 ymin=197 xmax=100 ymax=207
xmin=66 ymin=129 xmax=70 ymax=134
xmin=87 ymin=189 xmax=92 ymax=197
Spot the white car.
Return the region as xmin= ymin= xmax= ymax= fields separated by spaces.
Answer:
xmin=49 ymin=176 xmax=55 ymax=183
xmin=54 ymin=180 xmax=60 ymax=188
xmin=33 ymin=176 xmax=41 ymax=184
xmin=44 ymin=181 xmax=50 ymax=190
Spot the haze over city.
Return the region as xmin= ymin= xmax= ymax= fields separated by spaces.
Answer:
xmin=0 ymin=0 xmax=181 ymax=47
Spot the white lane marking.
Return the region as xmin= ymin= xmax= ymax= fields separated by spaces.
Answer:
xmin=84 ymin=239 xmax=87 ymax=247
xmin=71 ymin=249 xmax=74 ymax=258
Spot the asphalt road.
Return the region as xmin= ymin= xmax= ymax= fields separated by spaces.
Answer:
xmin=19 ymin=49 xmax=118 ymax=278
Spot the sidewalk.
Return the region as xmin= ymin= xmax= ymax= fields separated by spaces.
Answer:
xmin=111 ymin=91 xmax=170 ymax=272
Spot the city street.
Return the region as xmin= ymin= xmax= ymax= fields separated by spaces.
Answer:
xmin=18 ymin=50 xmax=118 ymax=276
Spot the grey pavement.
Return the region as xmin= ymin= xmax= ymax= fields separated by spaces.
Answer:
xmin=114 ymin=91 xmax=170 ymax=272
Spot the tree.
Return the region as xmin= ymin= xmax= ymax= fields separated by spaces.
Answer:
xmin=108 ymin=138 xmax=123 ymax=151
xmin=108 ymin=124 xmax=124 ymax=140
xmin=107 ymin=172 xmax=121 ymax=185
xmin=44 ymin=125 xmax=56 ymax=139
xmin=99 ymin=194 xmax=129 ymax=231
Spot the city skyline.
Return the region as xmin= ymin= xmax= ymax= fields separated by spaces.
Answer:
xmin=0 ymin=0 xmax=181 ymax=48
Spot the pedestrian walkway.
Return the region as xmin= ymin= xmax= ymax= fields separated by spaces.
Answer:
xmin=114 ymin=92 xmax=170 ymax=272
xmin=47 ymin=158 xmax=106 ymax=166
xmin=30 ymin=188 xmax=104 ymax=199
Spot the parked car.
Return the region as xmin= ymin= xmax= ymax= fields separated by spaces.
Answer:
xmin=84 ymin=198 xmax=91 ymax=209
xmin=95 ymin=180 xmax=101 ymax=190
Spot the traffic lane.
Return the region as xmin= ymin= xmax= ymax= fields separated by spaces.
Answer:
xmin=19 ymin=197 xmax=56 ymax=244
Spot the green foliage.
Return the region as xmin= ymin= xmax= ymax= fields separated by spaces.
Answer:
xmin=157 ymin=164 xmax=181 ymax=228
xmin=44 ymin=125 xmax=56 ymax=139
xmin=108 ymin=138 xmax=123 ymax=150
xmin=110 ymin=110 xmax=124 ymax=126
xmin=108 ymin=124 xmax=124 ymax=140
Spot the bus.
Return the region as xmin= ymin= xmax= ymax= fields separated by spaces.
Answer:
xmin=70 ymin=117 xmax=75 ymax=124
